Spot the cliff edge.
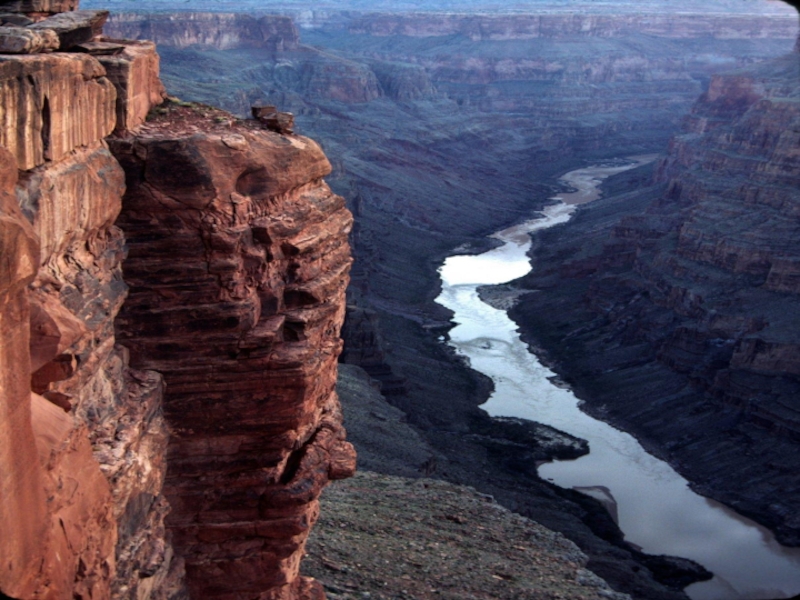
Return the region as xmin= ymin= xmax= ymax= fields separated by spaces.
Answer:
xmin=0 ymin=1 xmax=354 ymax=598
xmin=111 ymin=98 xmax=356 ymax=600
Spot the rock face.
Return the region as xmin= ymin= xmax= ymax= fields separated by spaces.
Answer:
xmin=111 ymin=7 xmax=798 ymax=595
xmin=510 ymin=40 xmax=800 ymax=545
xmin=28 ymin=9 xmax=109 ymax=49
xmin=0 ymin=12 xmax=177 ymax=597
xmin=345 ymin=12 xmax=799 ymax=40
xmin=106 ymin=12 xmax=300 ymax=52
xmin=110 ymin=101 xmax=356 ymax=599
xmin=1 ymin=3 xmax=353 ymax=599
xmin=0 ymin=52 xmax=117 ymax=169
xmin=94 ymin=39 xmax=167 ymax=134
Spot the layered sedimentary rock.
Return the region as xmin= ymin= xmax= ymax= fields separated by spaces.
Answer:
xmin=2 ymin=2 xmax=356 ymax=597
xmin=0 ymin=144 xmax=46 ymax=600
xmin=95 ymin=39 xmax=166 ymax=133
xmin=110 ymin=101 xmax=356 ymax=599
xmin=0 ymin=2 xmax=181 ymax=599
xmin=0 ymin=14 xmax=177 ymax=596
xmin=510 ymin=40 xmax=800 ymax=544
xmin=346 ymin=12 xmax=799 ymax=40
xmin=106 ymin=12 xmax=300 ymax=51
xmin=2 ymin=0 xmax=79 ymax=14
xmin=29 ymin=9 xmax=109 ymax=48
xmin=0 ymin=52 xmax=116 ymax=169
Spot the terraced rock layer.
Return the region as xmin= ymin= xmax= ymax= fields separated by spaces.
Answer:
xmin=1 ymin=2 xmax=358 ymax=598
xmin=110 ymin=102 xmax=356 ymax=599
xmin=510 ymin=43 xmax=800 ymax=546
xmin=0 ymin=23 xmax=178 ymax=598
xmin=102 ymin=7 xmax=800 ymax=597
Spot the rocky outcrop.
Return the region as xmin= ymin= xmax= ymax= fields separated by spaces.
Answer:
xmin=0 ymin=25 xmax=59 ymax=53
xmin=2 ymin=2 xmax=354 ymax=598
xmin=510 ymin=43 xmax=800 ymax=545
xmin=28 ymin=9 xmax=109 ymax=49
xmin=109 ymin=100 xmax=356 ymax=599
xmin=105 ymin=12 xmax=300 ymax=52
xmin=94 ymin=39 xmax=167 ymax=134
xmin=0 ymin=4 xmax=355 ymax=599
xmin=304 ymin=471 xmax=632 ymax=600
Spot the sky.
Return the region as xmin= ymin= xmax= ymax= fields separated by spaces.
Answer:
xmin=84 ymin=0 xmax=798 ymax=15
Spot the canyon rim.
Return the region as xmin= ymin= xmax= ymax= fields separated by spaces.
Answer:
xmin=3 ymin=0 xmax=800 ymax=599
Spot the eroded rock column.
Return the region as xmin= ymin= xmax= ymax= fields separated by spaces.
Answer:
xmin=111 ymin=103 xmax=356 ymax=600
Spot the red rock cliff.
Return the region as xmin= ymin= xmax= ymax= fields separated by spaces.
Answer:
xmin=109 ymin=101 xmax=356 ymax=600
xmin=0 ymin=3 xmax=354 ymax=599
xmin=0 ymin=6 xmax=179 ymax=597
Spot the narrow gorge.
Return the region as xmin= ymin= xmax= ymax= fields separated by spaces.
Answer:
xmin=3 ymin=1 xmax=800 ymax=599
xmin=509 ymin=15 xmax=800 ymax=555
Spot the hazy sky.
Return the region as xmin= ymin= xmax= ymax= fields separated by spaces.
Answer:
xmin=84 ymin=0 xmax=798 ymax=14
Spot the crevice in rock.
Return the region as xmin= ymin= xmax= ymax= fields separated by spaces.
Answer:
xmin=41 ymin=96 xmax=51 ymax=160
xmin=280 ymin=430 xmax=320 ymax=486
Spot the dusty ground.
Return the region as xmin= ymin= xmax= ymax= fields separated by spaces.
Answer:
xmin=304 ymin=472 xmax=630 ymax=600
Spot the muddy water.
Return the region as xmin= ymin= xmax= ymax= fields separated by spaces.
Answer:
xmin=435 ymin=158 xmax=800 ymax=600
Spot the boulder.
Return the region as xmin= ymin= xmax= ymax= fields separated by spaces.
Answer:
xmin=252 ymin=104 xmax=295 ymax=134
xmin=0 ymin=24 xmax=58 ymax=53
xmin=29 ymin=9 xmax=109 ymax=50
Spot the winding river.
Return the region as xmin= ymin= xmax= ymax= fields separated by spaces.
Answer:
xmin=434 ymin=158 xmax=800 ymax=600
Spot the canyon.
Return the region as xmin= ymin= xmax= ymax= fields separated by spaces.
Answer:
xmin=508 ymin=35 xmax=800 ymax=549
xmin=91 ymin=2 xmax=800 ymax=598
xmin=4 ymin=1 xmax=800 ymax=599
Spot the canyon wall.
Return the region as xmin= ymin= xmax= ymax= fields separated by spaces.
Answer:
xmin=0 ymin=4 xmax=353 ymax=599
xmin=510 ymin=37 xmax=800 ymax=545
xmin=345 ymin=12 xmax=799 ymax=40
xmin=0 ymin=13 xmax=178 ymax=598
xmin=110 ymin=101 xmax=356 ymax=600
xmin=100 ymin=7 xmax=797 ymax=598
xmin=106 ymin=13 xmax=299 ymax=51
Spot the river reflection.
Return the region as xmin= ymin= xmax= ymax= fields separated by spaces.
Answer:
xmin=435 ymin=160 xmax=800 ymax=600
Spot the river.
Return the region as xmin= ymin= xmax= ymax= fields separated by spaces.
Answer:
xmin=434 ymin=158 xmax=800 ymax=600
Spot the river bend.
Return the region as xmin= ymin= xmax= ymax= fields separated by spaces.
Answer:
xmin=435 ymin=159 xmax=800 ymax=600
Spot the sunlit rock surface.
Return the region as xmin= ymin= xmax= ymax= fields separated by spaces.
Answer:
xmin=0 ymin=10 xmax=177 ymax=594
xmin=0 ymin=52 xmax=116 ymax=169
